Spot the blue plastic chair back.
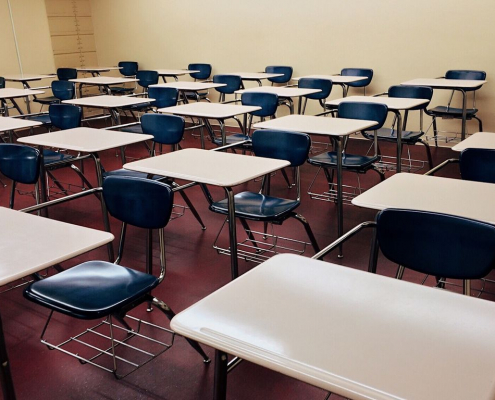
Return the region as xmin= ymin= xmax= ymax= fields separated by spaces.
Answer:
xmin=213 ymin=75 xmax=242 ymax=94
xmin=265 ymin=66 xmax=293 ymax=84
xmin=252 ymin=130 xmax=310 ymax=167
xmin=341 ymin=68 xmax=373 ymax=88
xmin=377 ymin=209 xmax=495 ymax=279
xmin=103 ymin=176 xmax=174 ymax=229
xmin=57 ymin=68 xmax=77 ymax=81
xmin=298 ymin=78 xmax=332 ymax=100
xmin=49 ymin=104 xmax=82 ymax=130
xmin=241 ymin=92 xmax=279 ymax=117
xmin=338 ymin=101 xmax=388 ymax=131
xmin=0 ymin=77 xmax=5 ymax=89
xmin=148 ymin=87 xmax=178 ymax=109
xmin=51 ymin=80 xmax=75 ymax=101
xmin=118 ymin=61 xmax=138 ymax=77
xmin=141 ymin=114 xmax=184 ymax=145
xmin=136 ymin=70 xmax=159 ymax=89
xmin=445 ymin=70 xmax=486 ymax=91
xmin=188 ymin=63 xmax=212 ymax=80
xmin=459 ymin=148 xmax=495 ymax=184
xmin=0 ymin=144 xmax=40 ymax=184
xmin=388 ymin=85 xmax=433 ymax=110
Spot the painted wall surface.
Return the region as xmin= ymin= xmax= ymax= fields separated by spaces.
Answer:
xmin=89 ymin=0 xmax=494 ymax=134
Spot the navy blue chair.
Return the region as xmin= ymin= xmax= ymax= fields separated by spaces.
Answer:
xmin=213 ymin=74 xmax=242 ymax=103
xmin=426 ymin=70 xmax=486 ymax=145
xmin=0 ymin=77 xmax=5 ymax=89
xmin=24 ymin=176 xmax=210 ymax=378
xmin=56 ymin=68 xmax=77 ymax=81
xmin=363 ymin=85 xmax=434 ymax=169
xmin=241 ymin=92 xmax=279 ymax=135
xmin=298 ymin=77 xmax=333 ymax=114
xmin=209 ymin=130 xmax=320 ymax=258
xmin=308 ymin=102 xmax=388 ymax=187
xmin=265 ymin=66 xmax=293 ymax=85
xmin=0 ymin=77 xmax=5 ymax=115
xmin=0 ymin=144 xmax=41 ymax=208
xmin=110 ymin=61 xmax=139 ymax=95
xmin=341 ymin=68 xmax=373 ymax=95
xmin=33 ymin=80 xmax=76 ymax=108
xmin=459 ymin=148 xmax=495 ymax=184
xmin=136 ymin=70 xmax=159 ymax=94
xmin=185 ymin=63 xmax=212 ymax=102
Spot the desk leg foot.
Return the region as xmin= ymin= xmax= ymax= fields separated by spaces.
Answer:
xmin=213 ymin=350 xmax=228 ymax=400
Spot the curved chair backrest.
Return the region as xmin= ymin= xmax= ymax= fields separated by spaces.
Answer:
xmin=188 ymin=63 xmax=212 ymax=80
xmin=103 ymin=176 xmax=174 ymax=229
xmin=0 ymin=77 xmax=5 ymax=89
xmin=136 ymin=70 xmax=159 ymax=89
xmin=252 ymin=129 xmax=310 ymax=167
xmin=141 ymin=113 xmax=184 ymax=145
xmin=265 ymin=66 xmax=293 ymax=84
xmin=445 ymin=70 xmax=486 ymax=91
xmin=49 ymin=104 xmax=82 ymax=130
xmin=57 ymin=68 xmax=77 ymax=81
xmin=388 ymin=85 xmax=433 ymax=110
xmin=298 ymin=77 xmax=333 ymax=100
xmin=51 ymin=80 xmax=75 ymax=101
xmin=341 ymin=68 xmax=373 ymax=88
xmin=0 ymin=144 xmax=40 ymax=184
xmin=338 ymin=101 xmax=388 ymax=131
xmin=148 ymin=87 xmax=178 ymax=109
xmin=118 ymin=61 xmax=139 ymax=77
xmin=459 ymin=148 xmax=495 ymax=184
xmin=377 ymin=209 xmax=495 ymax=279
xmin=241 ymin=92 xmax=279 ymax=117
xmin=213 ymin=74 xmax=242 ymax=94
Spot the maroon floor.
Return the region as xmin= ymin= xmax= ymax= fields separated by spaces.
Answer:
xmin=1 ymin=125 xmax=489 ymax=400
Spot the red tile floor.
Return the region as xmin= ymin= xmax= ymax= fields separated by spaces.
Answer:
xmin=1 ymin=124 xmax=489 ymax=400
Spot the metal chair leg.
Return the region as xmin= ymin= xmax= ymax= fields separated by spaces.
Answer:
xmin=420 ymin=140 xmax=434 ymax=170
xmin=291 ymin=213 xmax=320 ymax=253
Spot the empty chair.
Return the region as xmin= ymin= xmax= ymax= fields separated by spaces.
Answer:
xmin=265 ymin=66 xmax=293 ymax=85
xmin=0 ymin=77 xmax=5 ymax=115
xmin=362 ymin=85 xmax=434 ymax=170
xmin=136 ymin=70 xmax=159 ymax=94
xmin=209 ymin=130 xmax=320 ymax=263
xmin=24 ymin=176 xmax=210 ymax=378
xmin=241 ymin=92 xmax=279 ymax=135
xmin=56 ymin=67 xmax=78 ymax=81
xmin=298 ymin=77 xmax=333 ymax=114
xmin=185 ymin=63 xmax=212 ymax=102
xmin=459 ymin=148 xmax=495 ymax=184
xmin=213 ymin=74 xmax=242 ymax=103
xmin=0 ymin=77 xmax=4 ymax=88
xmin=33 ymin=80 xmax=76 ymax=108
xmin=0 ymin=144 xmax=41 ymax=208
xmin=426 ymin=70 xmax=486 ymax=145
xmin=341 ymin=68 xmax=373 ymax=95
xmin=110 ymin=61 xmax=139 ymax=95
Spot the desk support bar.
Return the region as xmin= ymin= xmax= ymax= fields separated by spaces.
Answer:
xmin=20 ymin=187 xmax=102 ymax=213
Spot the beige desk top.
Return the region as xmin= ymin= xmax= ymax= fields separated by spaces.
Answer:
xmin=158 ymin=102 xmax=260 ymax=118
xmin=0 ymin=207 xmax=113 ymax=286
xmin=326 ymin=95 xmax=429 ymax=110
xmin=0 ymin=88 xmax=45 ymax=99
xmin=150 ymin=82 xmax=226 ymax=91
xmin=172 ymin=253 xmax=495 ymax=400
xmin=229 ymin=72 xmax=284 ymax=80
xmin=293 ymin=75 xmax=367 ymax=84
xmin=0 ymin=117 xmax=42 ymax=132
xmin=69 ymin=77 xmax=138 ymax=85
xmin=3 ymin=74 xmax=55 ymax=82
xmin=63 ymin=95 xmax=153 ymax=108
xmin=352 ymin=173 xmax=495 ymax=224
xmin=253 ymin=114 xmax=377 ymax=136
xmin=401 ymin=78 xmax=487 ymax=89
xmin=18 ymin=127 xmax=153 ymax=153
xmin=235 ymin=86 xmax=320 ymax=98
xmin=452 ymin=132 xmax=495 ymax=151
xmin=123 ymin=148 xmax=289 ymax=187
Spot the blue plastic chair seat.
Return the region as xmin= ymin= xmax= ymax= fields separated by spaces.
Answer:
xmin=109 ymin=87 xmax=134 ymax=94
xmin=102 ymin=168 xmax=170 ymax=183
xmin=33 ymin=96 xmax=60 ymax=105
xmin=121 ymin=102 xmax=151 ymax=112
xmin=185 ymin=91 xmax=208 ymax=100
xmin=308 ymin=152 xmax=379 ymax=170
xmin=363 ymin=128 xmax=425 ymax=143
xmin=428 ymin=106 xmax=478 ymax=117
xmin=210 ymin=192 xmax=300 ymax=221
xmin=121 ymin=124 xmax=143 ymax=134
xmin=212 ymin=133 xmax=250 ymax=146
xmin=24 ymin=261 xmax=158 ymax=320
xmin=43 ymin=149 xmax=74 ymax=165
xmin=24 ymin=114 xmax=52 ymax=125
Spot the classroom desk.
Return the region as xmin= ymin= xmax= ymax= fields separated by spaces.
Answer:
xmin=253 ymin=114 xmax=376 ymax=254
xmin=0 ymin=206 xmax=114 ymax=400
xmin=228 ymin=72 xmax=284 ymax=87
xmin=0 ymin=116 xmax=42 ymax=142
xmin=158 ymin=102 xmax=261 ymax=147
xmin=123 ymin=148 xmax=289 ymax=280
xmin=3 ymin=74 xmax=55 ymax=113
xmin=68 ymin=76 xmax=138 ymax=97
xmin=352 ymin=172 xmax=495 ymax=224
xmin=153 ymin=69 xmax=199 ymax=82
xmin=235 ymin=86 xmax=321 ymax=114
xmin=18 ymin=127 xmax=152 ymax=260
xmin=171 ymin=253 xmax=495 ymax=400
xmin=452 ymin=131 xmax=495 ymax=151
xmin=0 ymin=88 xmax=45 ymax=116
xmin=62 ymin=95 xmax=153 ymax=125
xmin=293 ymin=74 xmax=367 ymax=97
xmin=326 ymin=96 xmax=429 ymax=173
xmin=401 ymin=78 xmax=487 ymax=141
xmin=150 ymin=81 xmax=226 ymax=103
xmin=76 ymin=66 xmax=122 ymax=77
